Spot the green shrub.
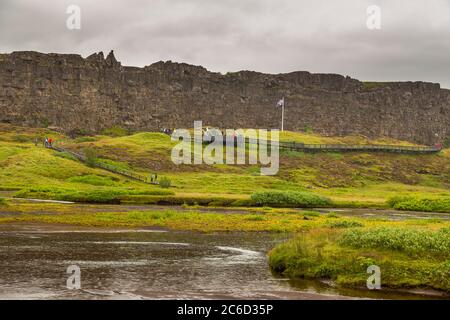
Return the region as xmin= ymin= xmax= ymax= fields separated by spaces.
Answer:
xmin=159 ymin=177 xmax=172 ymax=188
xmin=0 ymin=198 xmax=6 ymax=206
xmin=14 ymin=187 xmax=174 ymax=204
xmin=14 ymin=187 xmax=121 ymax=204
xmin=386 ymin=196 xmax=411 ymax=208
xmin=387 ymin=196 xmax=450 ymax=213
xmin=83 ymin=148 xmax=98 ymax=167
xmin=251 ymin=191 xmax=331 ymax=208
xmin=101 ymin=126 xmax=128 ymax=137
xmin=340 ymin=227 xmax=450 ymax=256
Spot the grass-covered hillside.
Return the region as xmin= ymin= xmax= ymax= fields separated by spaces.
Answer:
xmin=0 ymin=123 xmax=449 ymax=210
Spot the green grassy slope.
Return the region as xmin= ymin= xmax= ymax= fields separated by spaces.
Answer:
xmin=0 ymin=123 xmax=449 ymax=208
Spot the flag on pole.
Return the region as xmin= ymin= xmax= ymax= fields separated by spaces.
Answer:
xmin=276 ymin=97 xmax=285 ymax=108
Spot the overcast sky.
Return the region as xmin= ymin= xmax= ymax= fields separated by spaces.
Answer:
xmin=1 ymin=0 xmax=450 ymax=87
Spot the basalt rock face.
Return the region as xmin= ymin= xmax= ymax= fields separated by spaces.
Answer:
xmin=0 ymin=50 xmax=448 ymax=144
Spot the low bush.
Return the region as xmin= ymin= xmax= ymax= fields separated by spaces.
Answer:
xmin=387 ymin=196 xmax=450 ymax=213
xmin=0 ymin=198 xmax=6 ymax=205
xmin=14 ymin=187 xmax=174 ymax=204
xmin=83 ymin=148 xmax=98 ymax=167
xmin=250 ymin=191 xmax=331 ymax=208
xmin=340 ymin=227 xmax=450 ymax=256
xmin=159 ymin=177 xmax=172 ymax=188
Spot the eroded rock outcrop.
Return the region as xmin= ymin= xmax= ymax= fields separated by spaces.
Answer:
xmin=0 ymin=50 xmax=448 ymax=144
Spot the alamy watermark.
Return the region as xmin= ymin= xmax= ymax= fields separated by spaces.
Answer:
xmin=66 ymin=5 xmax=81 ymax=30
xmin=366 ymin=265 xmax=381 ymax=290
xmin=66 ymin=265 xmax=81 ymax=290
xmin=366 ymin=5 xmax=381 ymax=30
xmin=170 ymin=121 xmax=279 ymax=175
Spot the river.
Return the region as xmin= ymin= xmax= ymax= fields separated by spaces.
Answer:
xmin=0 ymin=219 xmax=447 ymax=300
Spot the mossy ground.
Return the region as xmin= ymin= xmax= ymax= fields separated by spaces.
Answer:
xmin=1 ymin=200 xmax=448 ymax=232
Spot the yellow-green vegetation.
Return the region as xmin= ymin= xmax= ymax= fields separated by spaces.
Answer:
xmin=14 ymin=186 xmax=174 ymax=203
xmin=0 ymin=209 xmax=321 ymax=231
xmin=279 ymin=130 xmax=418 ymax=146
xmin=251 ymin=191 xmax=331 ymax=208
xmin=269 ymin=226 xmax=450 ymax=292
xmin=0 ymin=123 xmax=449 ymax=210
xmin=101 ymin=125 xmax=129 ymax=137
xmin=0 ymin=204 xmax=447 ymax=231
xmin=387 ymin=196 xmax=450 ymax=213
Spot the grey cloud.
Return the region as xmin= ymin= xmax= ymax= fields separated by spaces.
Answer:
xmin=1 ymin=0 xmax=450 ymax=87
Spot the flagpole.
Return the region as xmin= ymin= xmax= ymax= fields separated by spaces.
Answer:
xmin=281 ymin=97 xmax=285 ymax=132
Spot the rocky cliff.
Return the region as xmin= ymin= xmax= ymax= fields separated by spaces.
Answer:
xmin=0 ymin=50 xmax=448 ymax=144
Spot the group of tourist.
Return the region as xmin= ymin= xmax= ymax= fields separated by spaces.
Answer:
xmin=38 ymin=137 xmax=54 ymax=148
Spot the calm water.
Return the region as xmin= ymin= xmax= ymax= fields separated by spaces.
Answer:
xmin=0 ymin=224 xmax=447 ymax=300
